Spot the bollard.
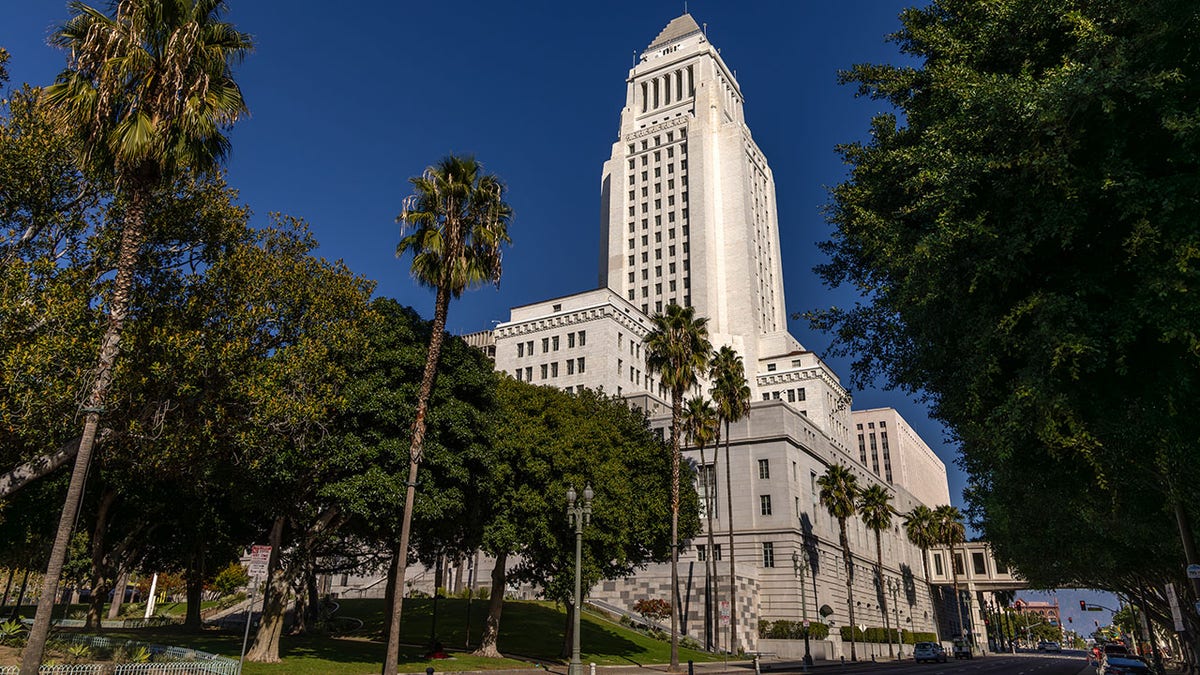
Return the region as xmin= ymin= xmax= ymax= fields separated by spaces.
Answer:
xmin=688 ymin=660 xmax=694 ymax=675
xmin=753 ymin=655 xmax=761 ymax=675
xmin=840 ymin=655 xmax=845 ymax=665
xmin=426 ymin=668 xmax=434 ymax=675
xmin=590 ymin=664 xmax=596 ymax=675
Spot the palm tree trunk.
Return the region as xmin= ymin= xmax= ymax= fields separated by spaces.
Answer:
xmin=19 ymin=182 xmax=148 ymax=675
xmin=949 ymin=545 xmax=964 ymax=641
xmin=920 ymin=549 xmax=940 ymax=642
xmin=840 ymin=520 xmax=856 ymax=662
xmin=700 ymin=439 xmax=716 ymax=652
xmin=876 ymin=532 xmax=892 ymax=659
xmin=473 ymin=551 xmax=507 ymax=658
xmin=669 ymin=391 xmax=682 ymax=671
xmin=723 ymin=420 xmax=738 ymax=654
xmin=384 ymin=284 xmax=451 ymax=675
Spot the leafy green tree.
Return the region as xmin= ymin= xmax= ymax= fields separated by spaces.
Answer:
xmin=645 ymin=303 xmax=712 ymax=669
xmin=858 ymin=485 xmax=894 ymax=659
xmin=385 ymin=155 xmax=512 ymax=675
xmin=903 ymin=505 xmax=942 ymax=642
xmin=474 ymin=378 xmax=697 ymax=659
xmin=811 ymin=0 xmax=1200 ymax=659
xmin=708 ymin=345 xmax=750 ymax=653
xmin=683 ymin=396 xmax=719 ymax=650
xmin=21 ymin=3 xmax=251 ymax=669
xmin=818 ymin=463 xmax=860 ymax=661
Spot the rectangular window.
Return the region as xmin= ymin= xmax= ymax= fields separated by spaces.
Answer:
xmin=578 ymin=331 xmax=586 ymax=346
xmin=568 ymin=333 xmax=575 ymax=348
xmin=972 ymin=551 xmax=987 ymax=575
xmin=542 ymin=338 xmax=549 ymax=353
xmin=767 ymin=363 xmax=776 ymax=372
xmin=552 ymin=336 xmax=559 ymax=351
xmin=797 ymin=388 xmax=806 ymax=401
xmin=515 ymin=369 xmax=522 ymax=381
xmin=954 ymin=553 xmax=965 ymax=576
xmin=540 ymin=364 xmax=548 ymax=380
xmin=762 ymin=393 xmax=770 ymax=401
xmin=758 ymin=459 xmax=770 ymax=480
xmin=787 ymin=389 xmax=795 ymax=403
xmin=760 ymin=495 xmax=772 ymax=515
xmin=517 ymin=343 xmax=525 ymax=358
xmin=934 ymin=553 xmax=944 ymax=576
xmin=567 ymin=360 xmax=575 ymax=375
xmin=795 ymin=496 xmax=800 ymax=518
xmin=698 ymin=545 xmax=706 ymax=561
xmin=713 ymin=544 xmax=722 ymax=561
xmin=551 ymin=362 xmax=559 ymax=377
xmin=762 ymin=542 xmax=775 ymax=568
xmin=578 ymin=357 xmax=585 ymax=373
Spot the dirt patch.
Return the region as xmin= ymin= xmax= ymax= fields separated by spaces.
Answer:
xmin=0 ymin=644 xmax=23 ymax=666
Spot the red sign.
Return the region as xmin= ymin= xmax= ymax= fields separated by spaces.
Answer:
xmin=248 ymin=545 xmax=271 ymax=577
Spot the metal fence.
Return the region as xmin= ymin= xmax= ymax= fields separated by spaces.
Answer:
xmin=0 ymin=633 xmax=239 ymax=675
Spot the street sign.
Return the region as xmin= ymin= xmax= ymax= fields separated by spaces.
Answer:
xmin=719 ymin=601 xmax=731 ymax=627
xmin=248 ymin=544 xmax=271 ymax=578
xmin=1187 ymin=564 xmax=1200 ymax=579
xmin=803 ymin=619 xmax=810 ymax=627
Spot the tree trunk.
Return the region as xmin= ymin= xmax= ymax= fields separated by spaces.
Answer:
xmin=1 ymin=569 xmax=13 ymax=609
xmin=0 ymin=436 xmax=85 ymax=500
xmin=669 ymin=389 xmax=682 ymax=671
xmin=561 ymin=599 xmax=574 ymax=660
xmin=84 ymin=488 xmax=117 ymax=630
xmin=383 ymin=283 xmax=450 ymax=675
xmin=920 ymin=549 xmax=940 ymax=642
xmin=246 ymin=517 xmax=287 ymax=663
xmin=184 ymin=568 xmax=204 ymax=631
xmin=876 ymin=532 xmax=892 ymax=659
xmin=20 ymin=182 xmax=147 ymax=675
xmin=841 ymin=519 xmax=857 ymax=662
xmin=949 ymin=544 xmax=965 ymax=640
xmin=107 ymin=569 xmax=128 ymax=620
xmin=700 ymin=439 xmax=716 ymax=652
xmin=305 ymin=567 xmax=320 ymax=632
xmin=723 ymin=420 xmax=738 ymax=655
xmin=473 ymin=550 xmax=507 ymax=658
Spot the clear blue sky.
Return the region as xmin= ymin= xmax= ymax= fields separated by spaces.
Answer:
xmin=2 ymin=2 xmax=975 ymax=511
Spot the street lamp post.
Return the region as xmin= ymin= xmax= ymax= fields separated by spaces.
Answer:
xmin=791 ymin=550 xmax=812 ymax=668
xmin=566 ymin=485 xmax=593 ymax=675
xmin=887 ymin=578 xmax=902 ymax=659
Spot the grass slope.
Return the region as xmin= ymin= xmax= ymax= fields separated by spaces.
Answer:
xmin=90 ymin=597 xmax=722 ymax=674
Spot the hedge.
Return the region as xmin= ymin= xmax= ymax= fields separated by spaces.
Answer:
xmin=756 ymin=619 xmax=829 ymax=640
xmin=838 ymin=626 xmax=938 ymax=644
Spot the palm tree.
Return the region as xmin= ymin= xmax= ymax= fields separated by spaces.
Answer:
xmin=24 ymin=3 xmax=250 ymax=672
xmin=859 ymin=485 xmax=895 ymax=659
xmin=818 ymin=463 xmax=860 ymax=662
xmin=384 ymin=155 xmax=512 ymax=675
xmin=683 ymin=396 xmax=719 ymax=651
xmin=708 ymin=345 xmax=750 ymax=653
xmin=903 ymin=504 xmax=943 ymax=642
xmin=935 ymin=505 xmax=967 ymax=644
xmin=645 ymin=303 xmax=712 ymax=670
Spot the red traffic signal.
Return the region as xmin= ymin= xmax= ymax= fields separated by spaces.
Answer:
xmin=1080 ymin=600 xmax=1087 ymax=611
xmin=1068 ymin=617 xmax=1073 ymax=623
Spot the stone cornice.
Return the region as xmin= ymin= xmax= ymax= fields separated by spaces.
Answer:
xmin=494 ymin=302 xmax=649 ymax=339
xmin=624 ymin=115 xmax=690 ymax=142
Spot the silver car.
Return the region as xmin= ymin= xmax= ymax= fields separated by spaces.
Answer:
xmin=913 ymin=642 xmax=947 ymax=663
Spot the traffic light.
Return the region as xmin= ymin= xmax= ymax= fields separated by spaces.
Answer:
xmin=1080 ymin=600 xmax=1087 ymax=611
xmin=1068 ymin=617 xmax=1073 ymax=624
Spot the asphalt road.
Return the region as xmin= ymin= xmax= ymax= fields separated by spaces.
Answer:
xmin=754 ymin=651 xmax=1093 ymax=675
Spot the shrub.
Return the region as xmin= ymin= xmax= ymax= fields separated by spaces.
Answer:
xmin=0 ymin=619 xmax=26 ymax=646
xmin=759 ymin=619 xmax=830 ymax=640
xmin=477 ymin=586 xmax=490 ymax=600
xmin=633 ymin=597 xmax=671 ymax=624
xmin=210 ymin=563 xmax=251 ymax=597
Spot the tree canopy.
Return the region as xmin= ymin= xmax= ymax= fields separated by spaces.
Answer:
xmin=813 ymin=0 xmax=1200 ymax=655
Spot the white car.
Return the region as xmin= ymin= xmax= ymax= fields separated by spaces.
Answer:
xmin=1038 ymin=641 xmax=1062 ymax=652
xmin=913 ymin=642 xmax=947 ymax=663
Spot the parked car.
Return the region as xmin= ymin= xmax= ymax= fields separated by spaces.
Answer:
xmin=1038 ymin=640 xmax=1062 ymax=652
xmin=913 ymin=642 xmax=947 ymax=663
xmin=952 ymin=638 xmax=973 ymax=659
xmin=1098 ymin=655 xmax=1152 ymax=675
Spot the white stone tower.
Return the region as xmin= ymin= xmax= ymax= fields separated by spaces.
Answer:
xmin=600 ymin=14 xmax=789 ymax=375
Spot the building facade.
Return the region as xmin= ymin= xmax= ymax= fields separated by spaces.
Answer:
xmin=335 ymin=13 xmax=956 ymax=654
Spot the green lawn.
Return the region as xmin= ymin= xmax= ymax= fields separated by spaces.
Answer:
xmin=92 ymin=597 xmax=723 ymax=674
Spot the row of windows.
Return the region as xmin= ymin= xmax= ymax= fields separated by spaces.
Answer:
xmin=515 ymin=330 xmax=587 ymax=358
xmin=627 ymin=129 xmax=685 ymax=155
xmin=764 ymin=359 xmax=804 ymax=372
xmin=762 ymin=388 xmax=807 ymax=403
xmin=931 ymin=550 xmax=1007 ymax=576
xmin=513 ymin=357 xmax=586 ymax=382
